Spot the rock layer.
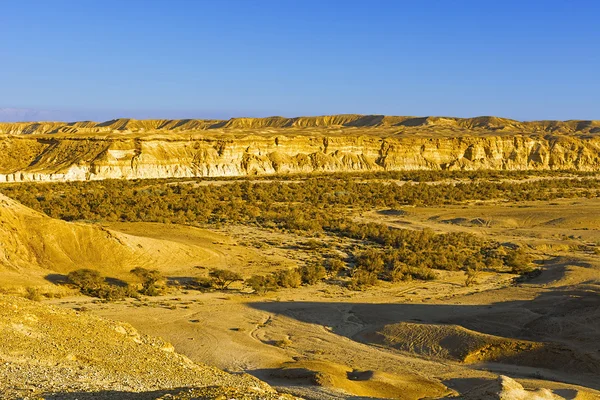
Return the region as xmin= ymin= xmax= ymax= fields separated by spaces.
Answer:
xmin=1 ymin=115 xmax=600 ymax=182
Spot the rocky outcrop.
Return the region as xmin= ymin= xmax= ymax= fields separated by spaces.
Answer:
xmin=0 ymin=295 xmax=282 ymax=399
xmin=1 ymin=115 xmax=599 ymax=182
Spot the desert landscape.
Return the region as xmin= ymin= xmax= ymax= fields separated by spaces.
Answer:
xmin=4 ymin=0 xmax=599 ymax=397
xmin=0 ymin=116 xmax=599 ymax=399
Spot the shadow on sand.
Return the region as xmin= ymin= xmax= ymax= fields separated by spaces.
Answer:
xmin=42 ymin=388 xmax=184 ymax=400
xmin=247 ymin=287 xmax=600 ymax=391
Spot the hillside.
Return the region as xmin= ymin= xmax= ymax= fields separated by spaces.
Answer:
xmin=1 ymin=114 xmax=600 ymax=182
xmin=0 ymin=193 xmax=177 ymax=287
xmin=0 ymin=295 xmax=291 ymax=399
xmin=0 ymin=193 xmax=266 ymax=290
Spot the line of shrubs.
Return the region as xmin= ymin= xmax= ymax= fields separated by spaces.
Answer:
xmin=63 ymin=244 xmax=535 ymax=300
xmin=65 ymin=267 xmax=166 ymax=300
xmin=63 ymin=263 xmax=333 ymax=300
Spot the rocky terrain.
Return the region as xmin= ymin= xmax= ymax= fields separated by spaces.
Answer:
xmin=1 ymin=115 xmax=600 ymax=182
xmin=0 ymin=295 xmax=294 ymax=399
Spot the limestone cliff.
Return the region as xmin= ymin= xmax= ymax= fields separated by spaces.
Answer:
xmin=1 ymin=115 xmax=599 ymax=182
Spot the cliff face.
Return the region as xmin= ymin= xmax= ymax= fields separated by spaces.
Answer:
xmin=1 ymin=115 xmax=599 ymax=182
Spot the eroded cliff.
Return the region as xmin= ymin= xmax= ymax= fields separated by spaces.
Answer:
xmin=1 ymin=115 xmax=599 ymax=182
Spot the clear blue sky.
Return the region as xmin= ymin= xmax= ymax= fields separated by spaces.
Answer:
xmin=1 ymin=0 xmax=599 ymax=121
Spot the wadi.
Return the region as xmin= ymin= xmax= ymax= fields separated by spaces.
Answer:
xmin=0 ymin=115 xmax=599 ymax=400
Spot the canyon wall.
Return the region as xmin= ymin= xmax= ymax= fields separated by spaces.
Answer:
xmin=1 ymin=115 xmax=599 ymax=182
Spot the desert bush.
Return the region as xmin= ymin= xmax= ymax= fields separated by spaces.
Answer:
xmin=409 ymin=266 xmax=437 ymax=281
xmin=245 ymin=274 xmax=278 ymax=294
xmin=274 ymin=338 xmax=293 ymax=348
xmin=93 ymin=285 xmax=133 ymax=301
xmin=465 ymin=267 xmax=479 ymax=287
xmin=24 ymin=287 xmax=43 ymax=302
xmin=386 ymin=261 xmax=411 ymax=282
xmin=505 ymin=248 xmax=534 ymax=274
xmin=304 ymin=239 xmax=325 ymax=250
xmin=67 ymin=269 xmax=105 ymax=295
xmin=300 ymin=264 xmax=327 ymax=285
xmin=464 ymin=256 xmax=484 ymax=287
xmin=348 ymin=269 xmax=378 ymax=290
xmin=274 ymin=268 xmax=302 ymax=288
xmin=356 ymin=249 xmax=385 ymax=276
xmin=208 ymin=268 xmax=243 ymax=290
xmin=131 ymin=267 xmax=165 ymax=296
xmin=326 ymin=258 xmax=346 ymax=276
xmin=66 ymin=268 xmax=133 ymax=300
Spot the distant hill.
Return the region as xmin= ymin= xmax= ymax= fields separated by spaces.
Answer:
xmin=0 ymin=114 xmax=599 ymax=135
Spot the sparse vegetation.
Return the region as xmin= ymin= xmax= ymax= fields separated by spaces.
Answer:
xmin=245 ymin=263 xmax=330 ymax=294
xmin=66 ymin=269 xmax=132 ymax=300
xmin=2 ymin=171 xmax=565 ymax=296
xmin=505 ymin=248 xmax=534 ymax=274
xmin=274 ymin=268 xmax=302 ymax=288
xmin=24 ymin=287 xmax=43 ymax=302
xmin=326 ymin=258 xmax=346 ymax=276
xmin=131 ymin=267 xmax=165 ymax=296
xmin=245 ymin=274 xmax=278 ymax=294
xmin=465 ymin=267 xmax=479 ymax=287
xmin=300 ymin=264 xmax=327 ymax=285
xmin=208 ymin=268 xmax=243 ymax=290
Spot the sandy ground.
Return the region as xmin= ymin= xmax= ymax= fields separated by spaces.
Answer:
xmin=52 ymin=262 xmax=600 ymax=399
xmin=7 ymin=195 xmax=600 ymax=399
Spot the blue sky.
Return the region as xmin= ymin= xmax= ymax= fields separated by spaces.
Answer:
xmin=1 ymin=0 xmax=599 ymax=121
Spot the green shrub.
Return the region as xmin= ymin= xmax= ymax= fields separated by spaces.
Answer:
xmin=348 ymin=269 xmax=378 ymax=290
xmin=93 ymin=285 xmax=133 ymax=301
xmin=464 ymin=257 xmax=483 ymax=287
xmin=386 ymin=261 xmax=410 ymax=282
xmin=67 ymin=269 xmax=104 ymax=296
xmin=245 ymin=274 xmax=278 ymax=294
xmin=409 ymin=266 xmax=437 ymax=281
xmin=465 ymin=267 xmax=479 ymax=287
xmin=130 ymin=267 xmax=165 ymax=296
xmin=208 ymin=268 xmax=243 ymax=290
xmin=356 ymin=249 xmax=385 ymax=276
xmin=300 ymin=264 xmax=327 ymax=285
xmin=326 ymin=258 xmax=346 ymax=276
xmin=274 ymin=269 xmax=302 ymax=288
xmin=304 ymin=239 xmax=325 ymax=250
xmin=66 ymin=268 xmax=133 ymax=300
xmin=505 ymin=248 xmax=534 ymax=274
